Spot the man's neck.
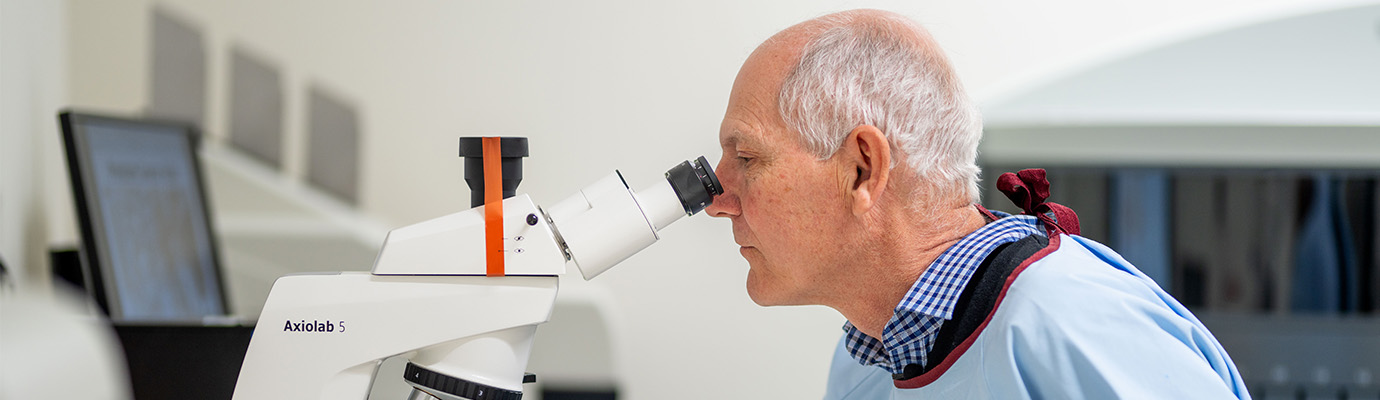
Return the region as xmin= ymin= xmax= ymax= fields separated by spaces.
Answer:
xmin=832 ymin=203 xmax=988 ymax=340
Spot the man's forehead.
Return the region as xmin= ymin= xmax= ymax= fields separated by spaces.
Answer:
xmin=719 ymin=82 xmax=777 ymax=150
xmin=721 ymin=67 xmax=789 ymax=151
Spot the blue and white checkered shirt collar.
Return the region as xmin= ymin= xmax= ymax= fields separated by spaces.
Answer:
xmin=842 ymin=211 xmax=1043 ymax=373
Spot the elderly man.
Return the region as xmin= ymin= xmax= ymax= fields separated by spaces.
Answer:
xmin=705 ymin=9 xmax=1250 ymax=399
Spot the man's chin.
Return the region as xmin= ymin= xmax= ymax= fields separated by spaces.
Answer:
xmin=745 ymin=272 xmax=795 ymax=307
xmin=746 ymin=288 xmax=775 ymax=306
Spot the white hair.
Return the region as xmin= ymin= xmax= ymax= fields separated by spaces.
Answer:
xmin=778 ymin=13 xmax=983 ymax=205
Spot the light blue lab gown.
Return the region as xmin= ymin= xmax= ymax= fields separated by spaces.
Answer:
xmin=824 ymin=234 xmax=1251 ymax=399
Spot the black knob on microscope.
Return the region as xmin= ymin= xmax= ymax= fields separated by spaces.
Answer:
xmin=404 ymin=362 xmax=526 ymax=400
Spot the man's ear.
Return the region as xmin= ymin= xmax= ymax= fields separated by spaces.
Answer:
xmin=838 ymin=125 xmax=891 ymax=216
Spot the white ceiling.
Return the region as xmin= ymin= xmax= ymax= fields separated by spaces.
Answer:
xmin=984 ymin=2 xmax=1380 ymax=127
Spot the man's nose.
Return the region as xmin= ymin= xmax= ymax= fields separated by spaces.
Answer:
xmin=705 ymin=159 xmax=740 ymax=218
xmin=706 ymin=191 xmax=740 ymax=218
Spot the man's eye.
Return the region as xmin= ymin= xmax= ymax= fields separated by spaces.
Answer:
xmin=737 ymin=156 xmax=753 ymax=164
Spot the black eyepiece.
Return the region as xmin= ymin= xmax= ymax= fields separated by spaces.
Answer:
xmin=459 ymin=137 xmax=528 ymax=208
xmin=665 ymin=156 xmax=723 ymax=216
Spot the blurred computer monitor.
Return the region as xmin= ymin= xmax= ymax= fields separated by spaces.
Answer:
xmin=59 ymin=111 xmax=229 ymax=322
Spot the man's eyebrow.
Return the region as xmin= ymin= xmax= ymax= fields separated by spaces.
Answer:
xmin=721 ymin=130 xmax=758 ymax=149
xmin=721 ymin=135 xmax=739 ymax=148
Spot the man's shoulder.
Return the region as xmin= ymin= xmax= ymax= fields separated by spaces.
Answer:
xmin=1003 ymin=234 xmax=1160 ymax=304
xmin=970 ymin=235 xmax=1250 ymax=399
xmin=988 ymin=234 xmax=1177 ymax=337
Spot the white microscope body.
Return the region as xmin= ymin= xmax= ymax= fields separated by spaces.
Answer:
xmin=231 ymin=138 xmax=720 ymax=400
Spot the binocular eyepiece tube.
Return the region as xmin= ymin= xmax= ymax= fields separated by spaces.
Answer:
xmin=542 ymin=156 xmax=721 ymax=280
xmin=457 ymin=136 xmax=721 ymax=280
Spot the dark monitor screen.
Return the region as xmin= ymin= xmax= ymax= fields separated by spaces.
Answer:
xmin=59 ymin=111 xmax=228 ymax=322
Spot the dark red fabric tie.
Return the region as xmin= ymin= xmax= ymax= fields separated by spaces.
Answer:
xmin=995 ymin=169 xmax=1080 ymax=237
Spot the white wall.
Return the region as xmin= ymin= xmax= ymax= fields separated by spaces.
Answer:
xmin=53 ymin=0 xmax=1345 ymax=398
xmin=1 ymin=0 xmax=66 ymax=285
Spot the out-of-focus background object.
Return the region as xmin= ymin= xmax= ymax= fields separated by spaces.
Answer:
xmin=54 ymin=111 xmax=253 ymax=400
xmin=0 ymin=285 xmax=133 ymax=400
xmin=2 ymin=0 xmax=1377 ymax=399
xmin=58 ymin=112 xmax=229 ymax=322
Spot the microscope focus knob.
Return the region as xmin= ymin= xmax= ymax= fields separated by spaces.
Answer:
xmin=404 ymin=362 xmax=525 ymax=400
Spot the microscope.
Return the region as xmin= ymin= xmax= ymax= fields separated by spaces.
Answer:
xmin=231 ymin=137 xmax=721 ymax=400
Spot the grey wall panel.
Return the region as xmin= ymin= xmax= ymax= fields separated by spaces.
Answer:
xmin=148 ymin=8 xmax=206 ymax=127
xmin=305 ymin=87 xmax=359 ymax=205
xmin=228 ymin=48 xmax=284 ymax=169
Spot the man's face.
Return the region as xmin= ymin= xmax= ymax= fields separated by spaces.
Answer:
xmin=707 ymin=51 xmax=854 ymax=307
